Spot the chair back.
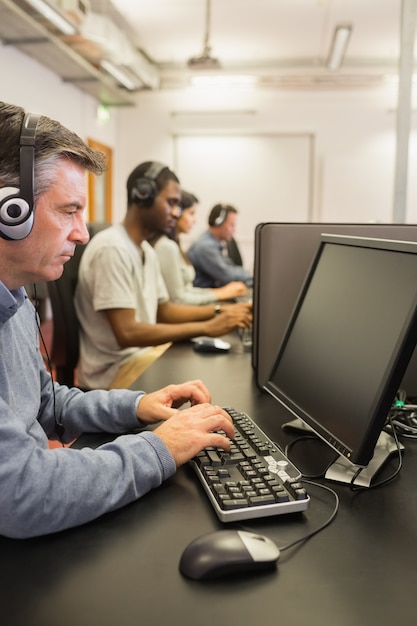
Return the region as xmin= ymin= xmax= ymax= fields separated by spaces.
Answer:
xmin=47 ymin=245 xmax=85 ymax=387
xmin=47 ymin=222 xmax=109 ymax=387
xmin=227 ymin=237 xmax=243 ymax=266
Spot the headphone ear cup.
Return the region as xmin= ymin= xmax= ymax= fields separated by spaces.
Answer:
xmin=131 ymin=178 xmax=158 ymax=208
xmin=0 ymin=187 xmax=33 ymax=240
xmin=214 ymin=208 xmax=227 ymax=226
xmin=0 ymin=112 xmax=39 ymax=241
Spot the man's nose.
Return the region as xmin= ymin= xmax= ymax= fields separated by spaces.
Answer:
xmin=171 ymin=204 xmax=182 ymax=219
xmin=72 ymin=218 xmax=90 ymax=245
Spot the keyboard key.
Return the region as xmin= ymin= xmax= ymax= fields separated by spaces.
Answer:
xmin=222 ymin=498 xmax=249 ymax=510
xmin=249 ymin=494 xmax=276 ymax=506
xmin=206 ymin=450 xmax=222 ymax=466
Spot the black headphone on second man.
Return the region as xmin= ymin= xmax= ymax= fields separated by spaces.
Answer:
xmin=0 ymin=112 xmax=40 ymax=241
xmin=129 ymin=161 xmax=168 ymax=208
xmin=208 ymin=204 xmax=230 ymax=227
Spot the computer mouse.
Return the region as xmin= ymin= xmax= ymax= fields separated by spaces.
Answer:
xmin=192 ymin=337 xmax=231 ymax=353
xmin=179 ymin=530 xmax=280 ymax=581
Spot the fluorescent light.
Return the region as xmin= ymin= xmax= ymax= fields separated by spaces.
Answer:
xmin=326 ymin=24 xmax=352 ymax=71
xmin=25 ymin=0 xmax=78 ymax=36
xmin=100 ymin=59 xmax=142 ymax=91
xmin=191 ymin=75 xmax=257 ymax=88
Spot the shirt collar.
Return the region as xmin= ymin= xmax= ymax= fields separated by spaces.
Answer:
xmin=0 ymin=283 xmax=27 ymax=324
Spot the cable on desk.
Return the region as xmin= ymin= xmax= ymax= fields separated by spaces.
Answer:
xmin=388 ymin=409 xmax=417 ymax=439
xmin=283 ymin=407 xmax=408 ymax=489
xmin=284 ymin=435 xmax=340 ymax=480
xmin=277 ymin=480 xmax=339 ymax=553
xmin=236 ymin=477 xmax=339 ymax=555
xmin=389 ymin=389 xmax=417 ymax=438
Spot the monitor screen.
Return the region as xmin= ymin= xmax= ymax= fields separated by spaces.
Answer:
xmin=263 ymin=234 xmax=417 ymax=471
xmin=252 ymin=222 xmax=417 ymax=395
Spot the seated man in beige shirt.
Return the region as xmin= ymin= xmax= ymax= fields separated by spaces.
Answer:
xmin=75 ymin=161 xmax=252 ymax=389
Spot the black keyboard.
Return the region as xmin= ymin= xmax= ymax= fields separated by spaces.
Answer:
xmin=190 ymin=407 xmax=310 ymax=522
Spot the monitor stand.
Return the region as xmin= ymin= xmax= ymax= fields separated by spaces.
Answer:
xmin=282 ymin=418 xmax=404 ymax=488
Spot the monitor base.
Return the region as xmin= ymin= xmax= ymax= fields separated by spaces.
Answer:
xmin=282 ymin=418 xmax=403 ymax=487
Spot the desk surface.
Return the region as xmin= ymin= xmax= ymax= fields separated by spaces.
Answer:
xmin=1 ymin=337 xmax=417 ymax=626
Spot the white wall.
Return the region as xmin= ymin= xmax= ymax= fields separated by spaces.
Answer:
xmin=173 ymin=132 xmax=313 ymax=267
xmin=0 ymin=43 xmax=120 ymax=210
xmin=114 ymin=83 xmax=417 ymax=268
xmin=3 ymin=42 xmax=417 ymax=270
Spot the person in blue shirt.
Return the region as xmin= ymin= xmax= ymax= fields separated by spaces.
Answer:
xmin=0 ymin=101 xmax=234 ymax=539
xmin=187 ymin=203 xmax=253 ymax=289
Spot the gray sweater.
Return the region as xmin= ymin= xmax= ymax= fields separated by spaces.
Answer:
xmin=0 ymin=284 xmax=176 ymax=539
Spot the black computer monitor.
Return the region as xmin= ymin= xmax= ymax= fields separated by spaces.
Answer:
xmin=263 ymin=234 xmax=417 ymax=487
xmin=252 ymin=222 xmax=417 ymax=396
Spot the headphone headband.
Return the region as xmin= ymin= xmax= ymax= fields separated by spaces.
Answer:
xmin=144 ymin=161 xmax=166 ymax=181
xmin=0 ymin=112 xmax=40 ymax=240
xmin=19 ymin=113 xmax=40 ymax=209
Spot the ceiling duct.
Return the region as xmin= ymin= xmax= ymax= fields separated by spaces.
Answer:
xmin=53 ymin=0 xmax=90 ymax=26
xmin=187 ymin=0 xmax=220 ymax=70
xmin=67 ymin=11 xmax=159 ymax=90
xmin=23 ymin=0 xmax=81 ymax=35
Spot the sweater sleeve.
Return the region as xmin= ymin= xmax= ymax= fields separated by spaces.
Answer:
xmin=0 ymin=293 xmax=177 ymax=539
xmin=0 ymin=389 xmax=176 ymax=539
xmin=0 ymin=427 xmax=176 ymax=540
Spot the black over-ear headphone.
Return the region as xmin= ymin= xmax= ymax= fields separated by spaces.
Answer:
xmin=0 ymin=112 xmax=40 ymax=240
xmin=131 ymin=161 xmax=167 ymax=208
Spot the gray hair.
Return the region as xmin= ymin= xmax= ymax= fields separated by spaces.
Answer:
xmin=0 ymin=101 xmax=107 ymax=199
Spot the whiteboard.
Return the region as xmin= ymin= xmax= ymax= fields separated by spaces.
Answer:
xmin=173 ymin=133 xmax=313 ymax=268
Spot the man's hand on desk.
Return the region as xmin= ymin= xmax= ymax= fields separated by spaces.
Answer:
xmin=136 ymin=380 xmax=234 ymax=466
xmin=205 ymin=302 xmax=252 ymax=335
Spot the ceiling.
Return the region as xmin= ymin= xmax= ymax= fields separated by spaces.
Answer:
xmin=103 ymin=0 xmax=410 ymax=90
xmin=0 ymin=0 xmax=413 ymax=98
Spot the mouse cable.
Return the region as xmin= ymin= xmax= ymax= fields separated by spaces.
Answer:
xmin=236 ymin=480 xmax=339 ymax=554
xmin=33 ymin=284 xmax=65 ymax=446
xmin=279 ymin=480 xmax=339 ymax=553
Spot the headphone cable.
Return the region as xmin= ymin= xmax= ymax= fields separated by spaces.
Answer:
xmin=33 ymin=284 xmax=65 ymax=445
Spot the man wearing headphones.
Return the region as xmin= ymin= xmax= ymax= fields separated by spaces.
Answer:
xmin=0 ymin=102 xmax=235 ymax=538
xmin=75 ymin=162 xmax=252 ymax=390
xmin=187 ymin=203 xmax=253 ymax=289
